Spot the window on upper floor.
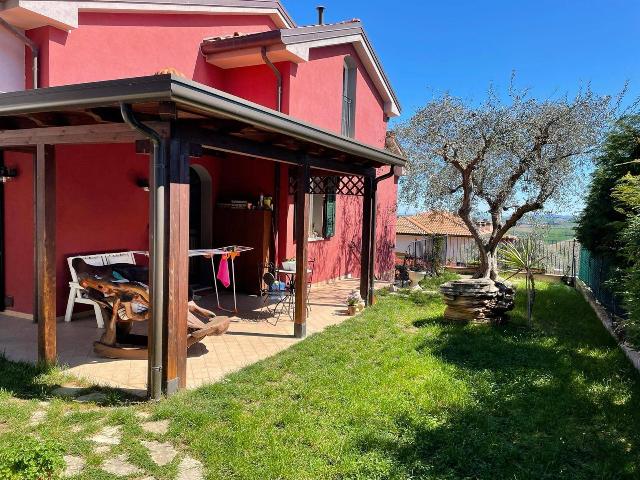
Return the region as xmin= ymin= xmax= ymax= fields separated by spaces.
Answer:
xmin=341 ymin=56 xmax=357 ymax=138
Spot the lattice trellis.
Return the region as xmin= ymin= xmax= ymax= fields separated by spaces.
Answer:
xmin=289 ymin=174 xmax=365 ymax=196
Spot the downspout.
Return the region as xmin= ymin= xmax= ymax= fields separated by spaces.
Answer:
xmin=0 ymin=17 xmax=39 ymax=89
xmin=120 ymin=103 xmax=165 ymax=401
xmin=261 ymin=46 xmax=282 ymax=112
xmin=369 ymin=166 xmax=395 ymax=302
xmin=262 ymin=46 xmax=283 ymax=266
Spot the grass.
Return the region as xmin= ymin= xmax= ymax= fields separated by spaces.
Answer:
xmin=1 ymin=278 xmax=640 ymax=479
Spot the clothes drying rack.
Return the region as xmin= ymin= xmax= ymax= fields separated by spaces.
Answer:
xmin=133 ymin=246 xmax=253 ymax=313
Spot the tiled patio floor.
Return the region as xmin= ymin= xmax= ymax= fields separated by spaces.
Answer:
xmin=0 ymin=278 xmax=382 ymax=394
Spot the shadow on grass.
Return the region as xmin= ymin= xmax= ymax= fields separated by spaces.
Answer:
xmin=0 ymin=355 xmax=142 ymax=405
xmin=358 ymin=283 xmax=640 ymax=479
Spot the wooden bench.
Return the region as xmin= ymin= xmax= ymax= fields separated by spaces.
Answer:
xmin=64 ymin=251 xmax=138 ymax=328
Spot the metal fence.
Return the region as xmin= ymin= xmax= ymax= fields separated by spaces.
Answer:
xmin=400 ymin=236 xmax=580 ymax=278
xmin=578 ymin=248 xmax=626 ymax=318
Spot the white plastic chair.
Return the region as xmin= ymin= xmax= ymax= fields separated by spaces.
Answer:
xmin=64 ymin=251 xmax=137 ymax=328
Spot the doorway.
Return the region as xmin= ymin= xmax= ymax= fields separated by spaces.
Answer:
xmin=189 ymin=165 xmax=213 ymax=290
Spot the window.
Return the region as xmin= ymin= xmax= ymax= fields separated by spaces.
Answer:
xmin=308 ymin=193 xmax=336 ymax=240
xmin=341 ymin=56 xmax=357 ymax=138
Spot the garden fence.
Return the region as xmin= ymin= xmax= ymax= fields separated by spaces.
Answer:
xmin=578 ymin=248 xmax=626 ymax=318
xmin=401 ymin=236 xmax=580 ymax=278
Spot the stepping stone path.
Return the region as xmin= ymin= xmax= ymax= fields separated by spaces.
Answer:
xmin=176 ymin=456 xmax=204 ymax=480
xmin=29 ymin=409 xmax=46 ymax=426
xmin=142 ymin=419 xmax=170 ymax=435
xmin=103 ymin=454 xmax=141 ymax=476
xmin=142 ymin=440 xmax=177 ymax=466
xmin=90 ymin=425 xmax=121 ymax=445
xmin=76 ymin=392 xmax=108 ymax=403
xmin=135 ymin=411 xmax=151 ymax=420
xmin=95 ymin=445 xmax=111 ymax=454
xmin=62 ymin=455 xmax=86 ymax=478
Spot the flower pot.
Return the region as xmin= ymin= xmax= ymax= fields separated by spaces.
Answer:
xmin=408 ymin=270 xmax=427 ymax=285
xmin=282 ymin=260 xmax=296 ymax=271
xmin=347 ymin=305 xmax=357 ymax=315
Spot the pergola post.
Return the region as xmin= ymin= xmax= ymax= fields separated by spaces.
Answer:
xmin=360 ymin=175 xmax=373 ymax=305
xmin=162 ymin=136 xmax=190 ymax=394
xmin=35 ymin=144 xmax=56 ymax=364
xmin=294 ymin=160 xmax=310 ymax=338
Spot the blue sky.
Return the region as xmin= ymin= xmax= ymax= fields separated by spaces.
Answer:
xmin=287 ymin=1 xmax=640 ymax=215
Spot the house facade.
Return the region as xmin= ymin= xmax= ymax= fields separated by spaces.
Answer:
xmin=0 ymin=0 xmax=401 ymax=318
xmin=396 ymin=211 xmax=485 ymax=266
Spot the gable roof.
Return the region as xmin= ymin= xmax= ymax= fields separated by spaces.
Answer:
xmin=396 ymin=216 xmax=429 ymax=236
xmin=200 ymin=20 xmax=401 ymax=117
xmin=0 ymin=0 xmax=295 ymax=30
xmin=397 ymin=211 xmax=476 ymax=237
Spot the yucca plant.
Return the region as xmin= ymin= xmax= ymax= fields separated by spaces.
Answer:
xmin=499 ymin=238 xmax=546 ymax=326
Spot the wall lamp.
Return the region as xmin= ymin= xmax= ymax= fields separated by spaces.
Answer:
xmin=0 ymin=166 xmax=17 ymax=183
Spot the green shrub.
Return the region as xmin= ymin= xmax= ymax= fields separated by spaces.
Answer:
xmin=0 ymin=436 xmax=64 ymax=480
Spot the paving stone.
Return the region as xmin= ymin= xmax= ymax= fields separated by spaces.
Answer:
xmin=90 ymin=425 xmax=121 ymax=445
xmin=102 ymin=454 xmax=141 ymax=476
xmin=135 ymin=411 xmax=151 ymax=420
xmin=176 ymin=456 xmax=204 ymax=480
xmin=142 ymin=440 xmax=177 ymax=466
xmin=52 ymin=385 xmax=84 ymax=398
xmin=29 ymin=410 xmax=46 ymax=426
xmin=94 ymin=445 xmax=111 ymax=454
xmin=141 ymin=419 xmax=169 ymax=435
xmin=38 ymin=401 xmax=50 ymax=408
xmin=62 ymin=455 xmax=86 ymax=477
xmin=76 ymin=392 xmax=108 ymax=403
xmin=70 ymin=424 xmax=83 ymax=433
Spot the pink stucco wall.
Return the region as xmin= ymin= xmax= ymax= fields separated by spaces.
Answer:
xmin=0 ymin=27 xmax=25 ymax=93
xmin=3 ymin=11 xmax=398 ymax=316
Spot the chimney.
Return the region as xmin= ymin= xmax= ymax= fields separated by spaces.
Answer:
xmin=316 ymin=5 xmax=325 ymax=25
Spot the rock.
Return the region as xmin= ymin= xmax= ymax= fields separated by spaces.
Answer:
xmin=176 ymin=456 xmax=204 ymax=480
xmin=440 ymin=278 xmax=515 ymax=322
xmin=29 ymin=410 xmax=46 ymax=426
xmin=90 ymin=425 xmax=121 ymax=445
xmin=142 ymin=440 xmax=177 ymax=466
xmin=141 ymin=419 xmax=169 ymax=435
xmin=76 ymin=392 xmax=108 ymax=403
xmin=62 ymin=455 xmax=86 ymax=477
xmin=52 ymin=385 xmax=84 ymax=398
xmin=411 ymin=285 xmax=423 ymax=292
xmin=102 ymin=454 xmax=141 ymax=476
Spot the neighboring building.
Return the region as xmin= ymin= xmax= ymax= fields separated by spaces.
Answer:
xmin=0 ymin=0 xmax=403 ymax=320
xmin=396 ymin=211 xmax=487 ymax=266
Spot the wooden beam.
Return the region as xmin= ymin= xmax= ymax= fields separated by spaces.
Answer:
xmin=180 ymin=125 xmax=371 ymax=176
xmin=163 ymin=137 xmax=190 ymax=394
xmin=0 ymin=122 xmax=169 ymax=147
xmin=360 ymin=176 xmax=373 ymax=304
xmin=294 ymin=161 xmax=310 ymax=338
xmin=35 ymin=144 xmax=56 ymax=364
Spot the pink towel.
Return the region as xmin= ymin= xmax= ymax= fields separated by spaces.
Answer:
xmin=217 ymin=254 xmax=231 ymax=288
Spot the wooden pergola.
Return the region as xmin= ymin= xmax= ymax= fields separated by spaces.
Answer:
xmin=0 ymin=74 xmax=405 ymax=397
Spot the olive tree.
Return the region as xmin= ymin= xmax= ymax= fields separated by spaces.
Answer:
xmin=396 ymin=83 xmax=620 ymax=279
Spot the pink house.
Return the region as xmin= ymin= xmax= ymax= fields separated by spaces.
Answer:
xmin=0 ymin=0 xmax=403 ymax=395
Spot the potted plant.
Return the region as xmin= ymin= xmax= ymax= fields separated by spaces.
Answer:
xmin=346 ymin=290 xmax=362 ymax=315
xmin=281 ymin=257 xmax=296 ymax=271
xmin=408 ymin=259 xmax=428 ymax=285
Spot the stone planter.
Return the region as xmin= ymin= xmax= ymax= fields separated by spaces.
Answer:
xmin=440 ymin=278 xmax=515 ymax=323
xmin=347 ymin=305 xmax=358 ymax=315
xmin=408 ymin=270 xmax=427 ymax=285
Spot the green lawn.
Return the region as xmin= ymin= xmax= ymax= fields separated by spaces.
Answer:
xmin=1 ymin=280 xmax=639 ymax=479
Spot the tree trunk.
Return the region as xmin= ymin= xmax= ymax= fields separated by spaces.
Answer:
xmin=474 ymin=244 xmax=499 ymax=280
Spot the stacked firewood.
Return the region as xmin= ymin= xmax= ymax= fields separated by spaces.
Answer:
xmin=440 ymin=278 xmax=515 ymax=323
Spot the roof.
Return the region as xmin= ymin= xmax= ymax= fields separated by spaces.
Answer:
xmin=397 ymin=211 xmax=475 ymax=237
xmin=200 ymin=20 xmax=401 ymax=117
xmin=0 ymin=0 xmax=295 ymax=30
xmin=396 ymin=216 xmax=428 ymax=236
xmin=0 ymin=74 xmax=405 ymax=170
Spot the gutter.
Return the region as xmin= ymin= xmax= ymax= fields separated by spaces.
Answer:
xmin=120 ymin=103 xmax=165 ymax=401
xmin=0 ymin=17 xmax=39 ymax=89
